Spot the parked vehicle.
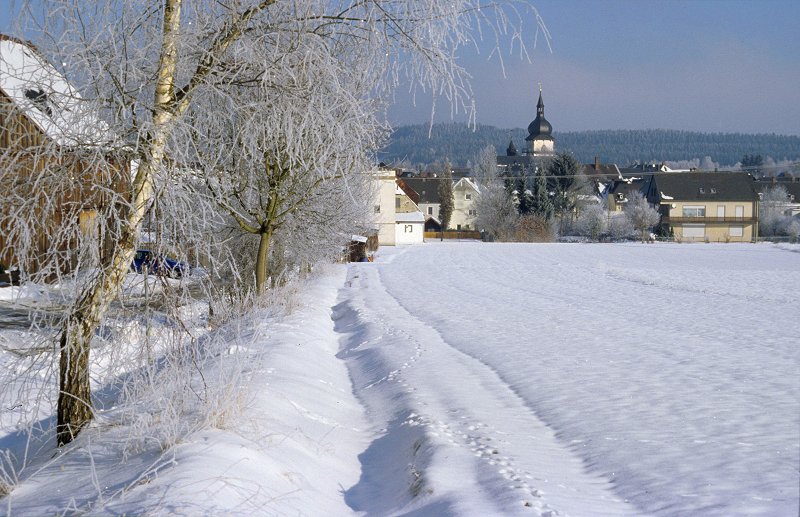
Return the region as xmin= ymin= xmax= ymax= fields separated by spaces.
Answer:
xmin=130 ymin=250 xmax=189 ymax=278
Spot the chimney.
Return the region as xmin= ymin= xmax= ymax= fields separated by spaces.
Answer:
xmin=594 ymin=156 xmax=600 ymax=170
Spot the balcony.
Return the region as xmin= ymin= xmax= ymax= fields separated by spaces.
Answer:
xmin=662 ymin=216 xmax=756 ymax=224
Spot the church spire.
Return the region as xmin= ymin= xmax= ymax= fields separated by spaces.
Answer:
xmin=525 ymin=82 xmax=555 ymax=155
xmin=537 ymin=83 xmax=545 ymax=117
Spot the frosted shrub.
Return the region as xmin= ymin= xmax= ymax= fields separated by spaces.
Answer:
xmin=609 ymin=214 xmax=636 ymax=241
xmin=575 ymin=205 xmax=608 ymax=241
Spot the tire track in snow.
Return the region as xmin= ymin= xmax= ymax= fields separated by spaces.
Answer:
xmin=334 ymin=263 xmax=640 ymax=516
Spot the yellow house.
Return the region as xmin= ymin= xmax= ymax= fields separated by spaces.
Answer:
xmin=647 ymin=172 xmax=758 ymax=242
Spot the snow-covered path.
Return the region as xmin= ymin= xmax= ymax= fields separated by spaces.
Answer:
xmin=337 ymin=242 xmax=799 ymax=516
xmin=1 ymin=242 xmax=796 ymax=516
xmin=335 ymin=252 xmax=639 ymax=516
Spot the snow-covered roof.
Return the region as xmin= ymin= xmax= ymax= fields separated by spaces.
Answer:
xmin=454 ymin=177 xmax=480 ymax=193
xmin=0 ymin=35 xmax=112 ymax=147
xmin=395 ymin=211 xmax=425 ymax=223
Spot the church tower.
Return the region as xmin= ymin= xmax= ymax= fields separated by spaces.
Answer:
xmin=525 ymin=85 xmax=555 ymax=156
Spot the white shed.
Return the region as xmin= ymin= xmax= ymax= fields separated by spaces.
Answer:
xmin=395 ymin=211 xmax=425 ymax=245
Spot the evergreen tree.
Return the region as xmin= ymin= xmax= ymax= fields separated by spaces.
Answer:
xmin=438 ymin=163 xmax=455 ymax=230
xmin=546 ymin=152 xmax=582 ymax=214
xmin=515 ymin=177 xmax=532 ymax=215
xmin=741 ymin=154 xmax=764 ymax=173
xmin=531 ymin=169 xmax=553 ymax=220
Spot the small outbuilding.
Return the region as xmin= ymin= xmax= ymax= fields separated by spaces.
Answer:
xmin=395 ymin=212 xmax=425 ymax=245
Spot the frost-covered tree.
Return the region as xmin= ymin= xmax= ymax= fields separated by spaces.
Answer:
xmin=608 ymin=213 xmax=635 ymax=241
xmin=473 ymin=145 xmax=516 ymax=239
xmin=3 ymin=0 xmax=543 ymax=446
xmin=759 ymin=185 xmax=792 ymax=237
xmin=188 ymin=48 xmax=379 ymax=294
xmin=575 ymin=204 xmax=607 ymax=241
xmin=624 ymin=192 xmax=661 ymax=242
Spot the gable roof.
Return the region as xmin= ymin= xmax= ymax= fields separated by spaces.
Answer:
xmin=454 ymin=177 xmax=479 ymax=193
xmin=580 ymin=162 xmax=621 ymax=180
xmin=401 ymin=177 xmax=442 ymax=204
xmin=609 ymin=177 xmax=648 ymax=197
xmin=0 ymin=34 xmax=111 ymax=147
xmin=395 ymin=179 xmax=420 ymax=204
xmin=396 ymin=211 xmax=425 ymax=223
xmin=651 ymin=172 xmax=756 ymax=202
xmin=755 ymin=180 xmax=800 ymax=201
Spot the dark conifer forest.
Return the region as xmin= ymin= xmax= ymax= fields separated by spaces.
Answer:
xmin=381 ymin=123 xmax=800 ymax=169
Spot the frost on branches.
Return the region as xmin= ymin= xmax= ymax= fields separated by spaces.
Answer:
xmin=0 ymin=0 xmax=542 ymax=447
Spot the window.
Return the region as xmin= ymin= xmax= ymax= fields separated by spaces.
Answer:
xmin=24 ymin=88 xmax=53 ymax=116
xmin=682 ymin=206 xmax=706 ymax=217
xmin=716 ymin=205 xmax=725 ymax=218
xmin=735 ymin=205 xmax=744 ymax=218
xmin=427 ymin=206 xmax=433 ymax=215
xmin=465 ymin=193 xmax=472 ymax=200
xmin=729 ymin=226 xmax=743 ymax=237
xmin=468 ymin=209 xmax=477 ymax=216
xmin=699 ymin=188 xmax=705 ymax=194
xmin=395 ymin=198 xmax=400 ymax=209
xmin=404 ymin=225 xmax=413 ymax=233
xmin=682 ymin=224 xmax=705 ymax=238
xmin=374 ymin=205 xmax=381 ymax=213
xmin=710 ymin=188 xmax=717 ymax=194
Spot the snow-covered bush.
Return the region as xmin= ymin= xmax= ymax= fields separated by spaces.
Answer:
xmin=574 ymin=205 xmax=608 ymax=241
xmin=624 ymin=192 xmax=661 ymax=241
xmin=759 ymin=186 xmax=794 ymax=237
xmin=609 ymin=214 xmax=636 ymax=241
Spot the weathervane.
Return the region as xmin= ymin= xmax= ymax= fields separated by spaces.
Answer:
xmin=538 ymin=81 xmax=542 ymax=93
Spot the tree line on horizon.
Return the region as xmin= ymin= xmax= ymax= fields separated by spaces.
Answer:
xmin=381 ymin=123 xmax=800 ymax=170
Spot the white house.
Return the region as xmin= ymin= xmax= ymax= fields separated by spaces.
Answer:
xmin=450 ymin=177 xmax=480 ymax=230
xmin=370 ymin=166 xmax=398 ymax=246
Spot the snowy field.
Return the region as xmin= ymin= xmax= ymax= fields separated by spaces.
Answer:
xmin=344 ymin=242 xmax=798 ymax=516
xmin=1 ymin=242 xmax=798 ymax=516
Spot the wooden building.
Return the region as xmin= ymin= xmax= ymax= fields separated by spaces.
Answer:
xmin=0 ymin=34 xmax=128 ymax=277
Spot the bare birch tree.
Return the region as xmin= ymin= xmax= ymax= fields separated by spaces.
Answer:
xmin=3 ymin=0 xmax=542 ymax=447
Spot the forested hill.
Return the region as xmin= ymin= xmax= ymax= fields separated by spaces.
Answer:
xmin=381 ymin=123 xmax=800 ymax=168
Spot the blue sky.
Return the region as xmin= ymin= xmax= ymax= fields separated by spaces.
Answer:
xmin=390 ymin=0 xmax=800 ymax=135
xmin=2 ymin=1 xmax=798 ymax=134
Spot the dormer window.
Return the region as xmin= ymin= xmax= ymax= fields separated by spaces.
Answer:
xmin=710 ymin=188 xmax=717 ymax=194
xmin=25 ymin=88 xmax=53 ymax=116
xmin=699 ymin=188 xmax=705 ymax=194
